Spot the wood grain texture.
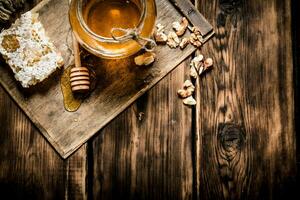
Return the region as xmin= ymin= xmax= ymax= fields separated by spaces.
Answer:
xmin=65 ymin=145 xmax=89 ymax=200
xmin=91 ymin=60 xmax=194 ymax=200
xmin=0 ymin=0 xmax=196 ymax=158
xmin=195 ymin=0 xmax=297 ymax=199
xmin=0 ymin=88 xmax=63 ymax=200
xmin=0 ymin=0 xmax=298 ymax=199
xmin=291 ymin=0 xmax=300 ymax=184
xmin=0 ymin=86 xmax=88 ymax=199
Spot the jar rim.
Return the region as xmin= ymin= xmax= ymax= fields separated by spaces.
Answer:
xmin=76 ymin=0 xmax=147 ymax=43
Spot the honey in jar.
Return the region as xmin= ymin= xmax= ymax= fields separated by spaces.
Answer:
xmin=83 ymin=0 xmax=141 ymax=37
xmin=69 ymin=0 xmax=157 ymax=59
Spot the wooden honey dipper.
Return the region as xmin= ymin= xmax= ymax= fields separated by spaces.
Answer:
xmin=70 ymin=34 xmax=90 ymax=93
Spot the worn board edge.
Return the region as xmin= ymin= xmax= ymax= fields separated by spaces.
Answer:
xmin=0 ymin=0 xmax=199 ymax=159
xmin=0 ymin=80 xmax=66 ymax=157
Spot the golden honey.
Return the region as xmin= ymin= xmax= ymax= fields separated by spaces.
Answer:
xmin=61 ymin=64 xmax=97 ymax=112
xmin=83 ymin=0 xmax=141 ymax=38
xmin=60 ymin=65 xmax=82 ymax=112
xmin=69 ymin=0 xmax=157 ymax=58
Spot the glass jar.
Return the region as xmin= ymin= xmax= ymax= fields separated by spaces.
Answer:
xmin=69 ymin=0 xmax=157 ymax=59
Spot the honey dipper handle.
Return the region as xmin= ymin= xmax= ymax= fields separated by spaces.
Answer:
xmin=72 ymin=34 xmax=81 ymax=68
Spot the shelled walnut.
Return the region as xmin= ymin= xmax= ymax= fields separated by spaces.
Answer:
xmin=156 ymin=23 xmax=165 ymax=33
xmin=183 ymin=96 xmax=197 ymax=106
xmin=178 ymin=80 xmax=197 ymax=106
xmin=189 ymin=54 xmax=214 ymax=78
xmin=177 ymin=89 xmax=193 ymax=98
xmin=189 ymin=26 xmax=205 ymax=48
xmin=190 ymin=33 xmax=202 ymax=48
xmin=154 ymin=23 xmax=167 ymax=44
xmin=177 ymin=80 xmax=195 ymax=99
xmin=154 ymin=31 xmax=168 ymax=44
xmin=134 ymin=52 xmax=156 ymax=66
xmin=167 ymin=31 xmax=180 ymax=48
xmin=183 ymin=80 xmax=194 ymax=89
xmin=179 ymin=38 xmax=189 ymax=49
xmin=190 ymin=54 xmax=204 ymax=70
xmin=152 ymin=22 xmax=214 ymax=107
xmin=172 ymin=17 xmax=189 ymax=36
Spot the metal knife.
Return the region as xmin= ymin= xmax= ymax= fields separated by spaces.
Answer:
xmin=168 ymin=0 xmax=214 ymax=42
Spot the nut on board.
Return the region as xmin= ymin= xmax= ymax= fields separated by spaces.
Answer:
xmin=179 ymin=38 xmax=189 ymax=49
xmin=154 ymin=31 xmax=168 ymax=44
xmin=167 ymin=31 xmax=180 ymax=48
xmin=134 ymin=52 xmax=156 ymax=66
xmin=190 ymin=33 xmax=202 ymax=48
xmin=154 ymin=23 xmax=168 ymax=44
xmin=172 ymin=17 xmax=189 ymax=36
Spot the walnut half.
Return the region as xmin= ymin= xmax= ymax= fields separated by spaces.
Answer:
xmin=183 ymin=96 xmax=197 ymax=106
xmin=134 ymin=52 xmax=156 ymax=66
xmin=172 ymin=17 xmax=189 ymax=36
xmin=154 ymin=31 xmax=168 ymax=44
xmin=177 ymin=80 xmax=195 ymax=99
xmin=167 ymin=31 xmax=180 ymax=48
xmin=154 ymin=23 xmax=168 ymax=44
xmin=179 ymin=38 xmax=190 ymax=49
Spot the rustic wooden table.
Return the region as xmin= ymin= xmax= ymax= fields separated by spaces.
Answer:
xmin=0 ymin=0 xmax=298 ymax=199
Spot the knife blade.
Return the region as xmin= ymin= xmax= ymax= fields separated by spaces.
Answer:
xmin=168 ymin=0 xmax=214 ymax=42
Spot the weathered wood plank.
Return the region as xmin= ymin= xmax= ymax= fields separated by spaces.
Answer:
xmin=195 ymin=0 xmax=296 ymax=199
xmin=0 ymin=85 xmax=89 ymax=199
xmin=65 ymin=145 xmax=89 ymax=200
xmin=291 ymin=0 xmax=300 ymax=184
xmin=92 ymin=61 xmax=194 ymax=199
xmin=0 ymin=86 xmax=65 ymax=199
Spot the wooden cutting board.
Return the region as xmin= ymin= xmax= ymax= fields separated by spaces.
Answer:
xmin=0 ymin=0 xmax=196 ymax=158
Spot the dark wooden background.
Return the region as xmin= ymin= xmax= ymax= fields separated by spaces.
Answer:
xmin=292 ymin=0 xmax=300 ymax=189
xmin=0 ymin=0 xmax=298 ymax=199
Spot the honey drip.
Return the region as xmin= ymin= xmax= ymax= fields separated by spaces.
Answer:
xmin=61 ymin=64 xmax=97 ymax=112
xmin=60 ymin=65 xmax=82 ymax=112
